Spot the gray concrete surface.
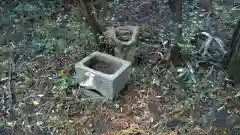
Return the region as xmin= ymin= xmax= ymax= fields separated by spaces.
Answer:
xmin=75 ymin=51 xmax=132 ymax=100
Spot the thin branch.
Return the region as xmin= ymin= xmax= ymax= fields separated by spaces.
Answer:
xmin=8 ymin=42 xmax=16 ymax=105
xmin=135 ymin=1 xmax=150 ymax=12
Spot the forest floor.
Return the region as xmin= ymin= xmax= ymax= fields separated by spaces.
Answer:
xmin=0 ymin=0 xmax=240 ymax=135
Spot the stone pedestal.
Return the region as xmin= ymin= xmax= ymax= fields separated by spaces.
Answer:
xmin=103 ymin=25 xmax=140 ymax=63
xmin=75 ymin=51 xmax=132 ymax=99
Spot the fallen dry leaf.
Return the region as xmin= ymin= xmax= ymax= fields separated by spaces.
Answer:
xmin=168 ymin=131 xmax=177 ymax=135
xmin=104 ymin=131 xmax=120 ymax=135
xmin=130 ymin=123 xmax=139 ymax=129
xmin=111 ymin=117 xmax=130 ymax=128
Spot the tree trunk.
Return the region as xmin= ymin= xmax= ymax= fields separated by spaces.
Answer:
xmin=196 ymin=0 xmax=213 ymax=12
xmin=168 ymin=0 xmax=183 ymax=42
xmin=227 ymin=21 xmax=240 ymax=83
xmin=222 ymin=0 xmax=234 ymax=8
xmin=79 ymin=0 xmax=104 ymax=42
xmin=168 ymin=0 xmax=184 ymax=66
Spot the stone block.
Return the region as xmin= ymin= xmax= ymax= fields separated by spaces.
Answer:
xmin=75 ymin=51 xmax=132 ymax=99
